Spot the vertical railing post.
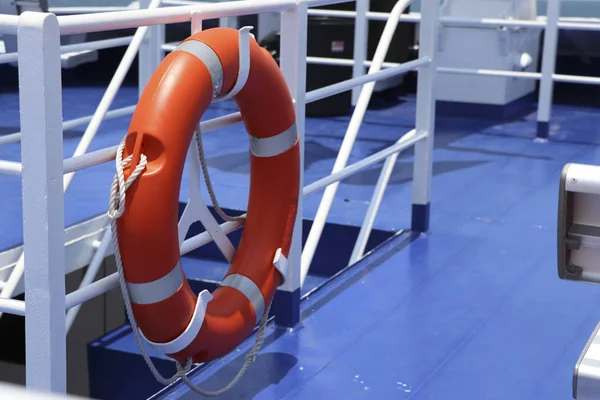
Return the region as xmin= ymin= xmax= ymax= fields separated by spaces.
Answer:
xmin=274 ymin=2 xmax=308 ymax=327
xmin=18 ymin=11 xmax=67 ymax=393
xmin=257 ymin=12 xmax=279 ymax=42
xmin=191 ymin=11 xmax=203 ymax=34
xmin=138 ymin=0 xmax=164 ymax=97
xmin=411 ymin=0 xmax=440 ymax=233
xmin=536 ymin=0 xmax=560 ymax=140
xmin=352 ymin=0 xmax=370 ymax=105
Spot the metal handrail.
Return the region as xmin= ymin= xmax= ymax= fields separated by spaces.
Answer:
xmin=301 ymin=0 xmax=414 ymax=285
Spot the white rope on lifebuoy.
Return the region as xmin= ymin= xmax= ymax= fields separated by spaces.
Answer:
xmin=107 ymin=134 xmax=271 ymax=396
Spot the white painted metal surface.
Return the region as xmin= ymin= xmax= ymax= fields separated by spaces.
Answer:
xmin=352 ymin=0 xmax=369 ymax=105
xmin=558 ymin=163 xmax=600 ymax=399
xmin=17 ymin=11 xmax=67 ymax=392
xmin=305 ymin=58 xmax=429 ymax=103
xmin=0 ymin=382 xmax=87 ymax=399
xmin=558 ymin=163 xmax=600 ymax=284
xmin=138 ymin=0 xmax=165 ymax=95
xmin=56 ymin=0 xmax=299 ymax=34
xmin=350 ymin=136 xmax=403 ymax=264
xmin=538 ymin=0 xmax=561 ymax=133
xmin=279 ymin=1 xmax=308 ymax=296
xmin=435 ymin=0 xmax=541 ymax=107
xmin=65 ymin=229 xmax=112 ymax=332
xmin=0 ymin=215 xmax=109 ymax=296
xmin=575 ymin=322 xmax=600 ymax=400
xmin=179 ymin=140 xmax=237 ymax=262
xmin=302 ymin=129 xmax=425 ymax=196
xmin=564 ymin=164 xmax=600 ymax=196
xmin=411 ymin=0 xmax=439 ymax=216
xmin=0 ymin=14 xmax=19 ymax=34
xmin=0 ymin=106 xmax=136 ymax=146
xmin=0 ymin=160 xmax=22 ymax=177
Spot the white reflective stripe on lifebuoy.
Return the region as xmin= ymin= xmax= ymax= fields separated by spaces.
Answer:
xmin=174 ymin=40 xmax=223 ymax=98
xmin=140 ymin=289 xmax=213 ymax=355
xmin=220 ymin=273 xmax=265 ymax=325
xmin=127 ymin=262 xmax=184 ymax=305
xmin=249 ymin=122 xmax=298 ymax=158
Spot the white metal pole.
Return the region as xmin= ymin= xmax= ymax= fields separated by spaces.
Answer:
xmin=351 ymin=0 xmax=370 ymax=105
xmin=411 ymin=0 xmax=439 ymax=233
xmin=17 ymin=11 xmax=67 ymax=393
xmin=536 ymin=0 xmax=561 ymax=140
xmin=57 ymin=0 xmax=298 ymax=35
xmin=302 ymin=129 xmax=423 ymax=197
xmin=65 ymin=229 xmax=112 ymax=333
xmin=306 ymin=57 xmax=428 ymax=103
xmin=191 ymin=10 xmax=203 ymax=34
xmin=0 ymin=298 xmax=26 ymax=316
xmin=276 ymin=2 xmax=308 ymax=327
xmin=0 ymin=105 xmax=136 ymax=147
xmin=301 ymin=0 xmax=412 ymax=285
xmin=349 ymin=139 xmax=401 ymax=264
xmin=0 ymin=160 xmax=22 ymax=177
xmin=138 ymin=0 xmax=165 ymax=97
xmin=257 ymin=13 xmax=279 ymax=42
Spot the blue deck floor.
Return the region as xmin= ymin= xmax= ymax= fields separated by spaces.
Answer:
xmin=2 ymin=85 xmax=600 ymax=399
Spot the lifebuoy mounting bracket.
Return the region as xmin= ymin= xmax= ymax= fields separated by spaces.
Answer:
xmin=213 ymin=25 xmax=253 ymax=102
xmin=138 ymin=250 xmax=290 ymax=355
xmin=273 ymin=248 xmax=289 ymax=285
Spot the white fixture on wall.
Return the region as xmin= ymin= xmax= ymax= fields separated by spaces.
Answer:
xmin=435 ymin=0 xmax=542 ymax=107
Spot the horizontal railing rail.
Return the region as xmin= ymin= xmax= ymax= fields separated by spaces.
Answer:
xmin=49 ymin=6 xmax=138 ymax=14
xmin=55 ymin=126 xmax=423 ymax=316
xmin=306 ymin=57 xmax=429 ymax=103
xmin=0 ymin=105 xmax=136 ymax=146
xmin=58 ymin=0 xmax=293 ymax=34
xmin=438 ymin=66 xmax=600 ymax=85
xmin=0 ymin=36 xmax=133 ymax=65
xmin=0 ymin=297 xmax=25 ymax=316
xmin=0 ymin=15 xmax=19 ymax=35
xmin=303 ymin=129 xmax=424 ymax=197
xmin=307 ymin=8 xmax=600 ymax=30
xmin=0 ymin=160 xmax=22 ymax=177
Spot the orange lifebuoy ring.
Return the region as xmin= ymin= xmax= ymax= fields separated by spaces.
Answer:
xmin=115 ymin=27 xmax=300 ymax=364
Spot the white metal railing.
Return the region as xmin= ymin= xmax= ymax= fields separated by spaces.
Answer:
xmin=5 ymin=0 xmax=595 ymax=394
xmin=308 ymin=0 xmax=598 ymax=140
xmin=302 ymin=0 xmax=415 ymax=282
xmin=0 ymin=0 xmax=439 ymax=394
xmin=0 ymin=0 xmax=597 ymax=395
xmin=0 ymin=0 xmax=592 ymax=143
